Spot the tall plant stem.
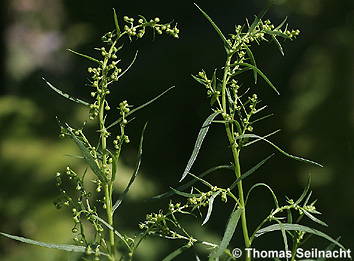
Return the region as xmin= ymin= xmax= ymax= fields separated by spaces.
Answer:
xmin=222 ymin=54 xmax=251 ymax=260
xmin=99 ymin=100 xmax=116 ymax=261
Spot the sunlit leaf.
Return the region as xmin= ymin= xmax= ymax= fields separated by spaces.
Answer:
xmin=0 ymin=232 xmax=108 ymax=256
xmin=180 ymin=111 xmax=220 ymax=181
xmin=67 ymin=49 xmax=101 ymax=64
xmin=202 ymin=191 xmax=221 ymax=225
xmin=42 ymin=77 xmax=90 ymax=106
xmin=107 ymin=87 xmax=175 ymax=130
xmin=255 ymin=224 xmax=345 ymax=250
xmin=237 ymin=133 xmax=323 ymax=167
xmin=194 ymin=3 xmax=231 ymax=51
xmin=246 ymin=183 xmax=279 ymax=208
xmin=113 ymin=8 xmax=121 ymax=38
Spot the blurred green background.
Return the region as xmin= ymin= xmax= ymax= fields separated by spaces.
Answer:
xmin=0 ymin=0 xmax=353 ymax=260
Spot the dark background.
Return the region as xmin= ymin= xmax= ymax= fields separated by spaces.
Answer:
xmin=0 ymin=0 xmax=353 ymax=260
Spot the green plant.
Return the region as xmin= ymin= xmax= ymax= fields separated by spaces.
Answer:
xmin=140 ymin=4 xmax=346 ymax=261
xmin=1 ymin=9 xmax=179 ymax=261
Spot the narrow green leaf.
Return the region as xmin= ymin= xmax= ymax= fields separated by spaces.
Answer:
xmin=188 ymin=172 xmax=213 ymax=188
xmin=112 ymin=8 xmax=121 ymax=38
xmin=246 ymin=183 xmax=279 ymax=208
xmin=244 ymin=45 xmax=258 ymax=83
xmin=152 ymin=165 xmax=233 ymax=200
xmin=63 ymin=124 xmax=107 ymax=183
xmin=264 ymin=30 xmax=290 ymax=38
xmin=243 ymin=129 xmax=280 ymax=147
xmin=275 ymin=17 xmax=288 ymax=31
xmin=42 ymin=77 xmax=90 ymax=106
xmin=192 ymin=74 xmax=208 ymax=86
xmin=209 ymin=208 xmax=242 ymax=259
xmin=247 ymin=9 xmax=268 ymax=34
xmin=67 ymin=49 xmax=101 ymax=64
xmin=194 ymin=3 xmax=231 ymax=50
xmin=275 ymin=220 xmax=289 ymax=259
xmin=295 ymin=175 xmax=311 ymax=205
xmin=107 ymin=87 xmax=175 ymax=130
xmin=180 ymin=111 xmax=220 ymax=181
xmin=112 ymin=123 xmax=147 ymax=213
xmin=117 ymin=51 xmax=138 ymax=80
xmin=170 ymin=187 xmax=200 ymax=198
xmin=111 ymin=152 xmax=118 ymax=181
xmin=212 ymin=69 xmax=217 ymax=91
xmin=272 ymin=35 xmax=284 ymax=56
xmin=0 ymin=232 xmax=107 ymax=256
xmin=237 ymin=133 xmax=323 ymax=167
xmin=202 ymin=191 xmax=221 ymax=225
xmin=229 ymin=154 xmax=274 ymax=190
xmin=239 ymin=62 xmax=280 ymax=95
xmin=255 ymin=224 xmax=346 ymax=250
xmin=162 ymin=245 xmax=191 ymax=261
xmin=303 ymin=210 xmax=328 ymax=227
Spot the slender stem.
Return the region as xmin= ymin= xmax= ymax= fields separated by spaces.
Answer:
xmin=221 ymin=53 xmax=251 ymax=260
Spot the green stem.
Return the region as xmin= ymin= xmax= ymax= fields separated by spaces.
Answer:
xmin=221 ymin=53 xmax=251 ymax=260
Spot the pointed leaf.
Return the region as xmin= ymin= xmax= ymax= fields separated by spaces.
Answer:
xmin=239 ymin=62 xmax=280 ymax=95
xmin=243 ymin=129 xmax=280 ymax=147
xmin=42 ymin=78 xmax=90 ymax=106
xmin=117 ymin=51 xmax=138 ymax=80
xmin=209 ymin=208 xmax=242 ymax=259
xmin=152 ymin=165 xmax=233 ymax=200
xmin=112 ymin=8 xmax=121 ymax=37
xmin=246 ymin=183 xmax=279 ymax=208
xmin=202 ymin=191 xmax=221 ymax=225
xmin=162 ymin=245 xmax=191 ymax=261
xmin=272 ymin=35 xmax=284 ymax=56
xmin=112 ymin=123 xmax=147 ymax=213
xmin=194 ymin=3 xmax=231 ymax=50
xmin=107 ymin=87 xmax=175 ymax=130
xmin=237 ymin=133 xmax=323 ymax=167
xmin=229 ymin=154 xmax=274 ymax=190
xmin=0 ymin=232 xmax=107 ymax=256
xmin=62 ymin=124 xmax=107 ymax=183
xmin=244 ymin=45 xmax=258 ymax=83
xmin=67 ymin=49 xmax=101 ymax=64
xmin=180 ymin=111 xmax=220 ymax=181
xmin=170 ymin=187 xmax=200 ymax=198
xmin=302 ymin=210 xmax=328 ymax=227
xmin=295 ymin=175 xmax=311 ymax=205
xmin=255 ymin=224 xmax=346 ymax=250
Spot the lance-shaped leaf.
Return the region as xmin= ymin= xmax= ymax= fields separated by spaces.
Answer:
xmin=117 ymin=51 xmax=138 ymax=80
xmin=272 ymin=35 xmax=284 ymax=56
xmin=152 ymin=165 xmax=233 ymax=200
xmin=229 ymin=154 xmax=274 ymax=190
xmin=42 ymin=78 xmax=90 ymax=106
xmin=0 ymin=232 xmax=108 ymax=256
xmin=180 ymin=111 xmax=220 ymax=181
xmin=302 ymin=210 xmax=328 ymax=227
xmin=67 ymin=49 xmax=101 ymax=64
xmin=112 ymin=123 xmax=147 ymax=213
xmin=170 ymin=187 xmax=200 ymax=198
xmin=107 ymin=87 xmax=175 ymax=130
xmin=295 ymin=175 xmax=311 ymax=205
xmin=255 ymin=223 xmax=346 ymax=250
xmin=112 ymin=8 xmax=121 ymax=38
xmin=238 ymin=62 xmax=280 ymax=95
xmin=209 ymin=208 xmax=242 ymax=260
xmin=162 ymin=245 xmax=191 ymax=261
xmin=202 ymin=191 xmax=221 ymax=225
xmin=244 ymin=45 xmax=258 ymax=84
xmin=237 ymin=133 xmax=323 ymax=167
xmin=65 ymin=127 xmax=107 ymax=183
xmin=194 ymin=3 xmax=231 ymax=51
xmin=246 ymin=183 xmax=279 ymax=208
